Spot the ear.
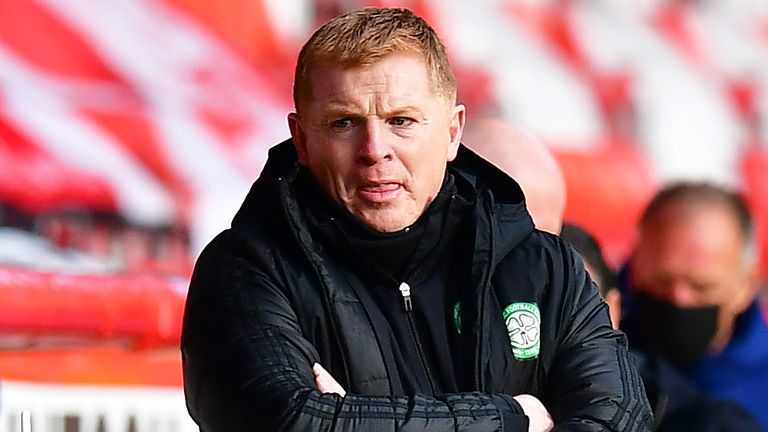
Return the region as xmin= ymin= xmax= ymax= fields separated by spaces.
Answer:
xmin=446 ymin=104 xmax=466 ymax=162
xmin=605 ymin=289 xmax=623 ymax=330
xmin=288 ymin=112 xmax=308 ymax=165
xmin=735 ymin=263 xmax=762 ymax=313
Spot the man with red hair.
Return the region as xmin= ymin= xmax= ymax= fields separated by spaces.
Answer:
xmin=182 ymin=7 xmax=651 ymax=431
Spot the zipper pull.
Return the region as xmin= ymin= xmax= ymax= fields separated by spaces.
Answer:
xmin=398 ymin=282 xmax=412 ymax=312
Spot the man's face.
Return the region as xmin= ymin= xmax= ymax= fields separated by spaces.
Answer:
xmin=630 ymin=204 xmax=757 ymax=351
xmin=288 ymin=52 xmax=465 ymax=232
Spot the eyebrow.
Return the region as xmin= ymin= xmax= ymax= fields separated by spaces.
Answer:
xmin=387 ymin=106 xmax=425 ymax=117
xmin=322 ymin=102 xmax=425 ymax=118
xmin=323 ymin=104 xmax=360 ymax=118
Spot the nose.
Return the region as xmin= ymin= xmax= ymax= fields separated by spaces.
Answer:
xmin=358 ymin=120 xmax=393 ymax=165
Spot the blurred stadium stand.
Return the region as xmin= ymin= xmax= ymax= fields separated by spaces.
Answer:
xmin=0 ymin=0 xmax=766 ymax=430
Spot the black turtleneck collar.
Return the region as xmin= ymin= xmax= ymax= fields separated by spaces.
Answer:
xmin=296 ymin=168 xmax=474 ymax=283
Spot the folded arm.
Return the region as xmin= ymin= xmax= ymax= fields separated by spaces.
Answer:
xmin=544 ymin=245 xmax=653 ymax=431
xmin=181 ymin=236 xmax=532 ymax=432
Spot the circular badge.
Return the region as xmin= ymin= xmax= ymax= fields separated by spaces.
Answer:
xmin=502 ymin=302 xmax=541 ymax=360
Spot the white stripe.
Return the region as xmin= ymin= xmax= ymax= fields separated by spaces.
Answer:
xmin=0 ymin=380 xmax=198 ymax=432
xmin=263 ymin=0 xmax=312 ymax=47
xmin=41 ymin=0 xmax=290 ymax=250
xmin=572 ymin=2 xmax=743 ymax=185
xmin=441 ymin=0 xmax=603 ymax=148
xmin=0 ymin=42 xmax=176 ymax=226
xmin=41 ymin=0 xmax=288 ymax=114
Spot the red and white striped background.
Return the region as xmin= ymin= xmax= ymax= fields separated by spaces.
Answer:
xmin=1 ymin=0 xmax=768 ymax=386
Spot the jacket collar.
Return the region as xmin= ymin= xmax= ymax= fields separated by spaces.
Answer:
xmin=234 ymin=139 xmax=535 ymax=257
xmin=450 ymin=145 xmax=535 ymax=267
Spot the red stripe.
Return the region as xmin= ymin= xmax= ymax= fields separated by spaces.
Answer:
xmin=503 ymin=2 xmax=590 ymax=76
xmin=0 ymin=346 xmax=183 ymax=386
xmin=79 ymin=108 xmax=191 ymax=224
xmin=0 ymin=266 xmax=185 ymax=347
xmin=165 ymin=0 xmax=282 ymax=62
xmin=652 ymin=2 xmax=709 ymax=69
xmin=0 ymin=1 xmax=124 ymax=82
xmin=0 ymin=117 xmax=116 ymax=213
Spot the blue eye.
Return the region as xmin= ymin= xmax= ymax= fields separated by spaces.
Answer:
xmin=390 ymin=117 xmax=414 ymax=127
xmin=331 ymin=118 xmax=353 ymax=129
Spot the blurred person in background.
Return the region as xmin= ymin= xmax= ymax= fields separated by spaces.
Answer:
xmin=562 ymin=222 xmax=763 ymax=432
xmin=181 ymin=7 xmax=652 ymax=432
xmin=620 ymin=183 xmax=768 ymax=429
xmin=462 ymin=118 xmax=566 ymax=235
xmin=560 ymin=223 xmax=621 ymax=327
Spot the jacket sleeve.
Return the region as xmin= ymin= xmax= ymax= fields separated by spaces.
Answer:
xmin=181 ymin=233 xmax=530 ymax=432
xmin=543 ymin=244 xmax=653 ymax=431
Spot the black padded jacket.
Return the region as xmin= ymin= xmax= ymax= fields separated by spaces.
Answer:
xmin=181 ymin=140 xmax=653 ymax=431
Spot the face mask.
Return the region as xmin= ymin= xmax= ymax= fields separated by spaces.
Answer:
xmin=631 ymin=293 xmax=719 ymax=370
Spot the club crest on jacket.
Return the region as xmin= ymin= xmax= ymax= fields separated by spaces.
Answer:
xmin=503 ymin=302 xmax=541 ymax=360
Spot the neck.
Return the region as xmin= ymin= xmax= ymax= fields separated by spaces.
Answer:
xmin=709 ymin=321 xmax=734 ymax=355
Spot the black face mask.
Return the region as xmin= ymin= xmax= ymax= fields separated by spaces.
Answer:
xmin=631 ymin=293 xmax=719 ymax=370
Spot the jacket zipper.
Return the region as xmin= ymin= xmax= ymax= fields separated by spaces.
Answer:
xmin=398 ymin=282 xmax=437 ymax=395
xmin=398 ymin=282 xmax=413 ymax=311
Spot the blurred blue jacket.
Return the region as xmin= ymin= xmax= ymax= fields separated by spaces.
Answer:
xmin=686 ymin=301 xmax=768 ymax=430
xmin=619 ymin=265 xmax=767 ymax=431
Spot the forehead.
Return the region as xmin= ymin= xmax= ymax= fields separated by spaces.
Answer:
xmin=303 ymin=53 xmax=444 ymax=111
xmin=641 ymin=204 xmax=742 ymax=253
xmin=634 ymin=205 xmax=745 ymax=284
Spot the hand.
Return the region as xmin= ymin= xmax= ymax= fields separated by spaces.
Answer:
xmin=313 ymin=363 xmax=346 ymax=397
xmin=513 ymin=394 xmax=554 ymax=432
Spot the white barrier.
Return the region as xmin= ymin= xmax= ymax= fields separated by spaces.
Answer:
xmin=0 ymin=381 xmax=198 ymax=432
